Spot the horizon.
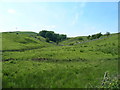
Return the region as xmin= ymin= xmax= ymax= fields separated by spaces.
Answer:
xmin=0 ymin=2 xmax=118 ymax=37
xmin=0 ymin=30 xmax=119 ymax=38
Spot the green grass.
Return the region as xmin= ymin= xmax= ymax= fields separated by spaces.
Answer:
xmin=59 ymin=36 xmax=87 ymax=45
xmin=2 ymin=32 xmax=53 ymax=51
xmin=2 ymin=32 xmax=119 ymax=88
xmin=2 ymin=59 xmax=118 ymax=88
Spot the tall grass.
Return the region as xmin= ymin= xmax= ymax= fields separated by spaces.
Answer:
xmin=2 ymin=32 xmax=119 ymax=88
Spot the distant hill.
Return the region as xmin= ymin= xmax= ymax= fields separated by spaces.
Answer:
xmin=2 ymin=31 xmax=54 ymax=51
xmin=59 ymin=33 xmax=118 ymax=46
xmin=1 ymin=31 xmax=119 ymax=51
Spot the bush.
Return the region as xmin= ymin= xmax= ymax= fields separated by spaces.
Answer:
xmin=69 ymin=43 xmax=74 ymax=45
xmin=100 ymin=72 xmax=119 ymax=89
xmin=91 ymin=32 xmax=102 ymax=40
xmin=87 ymin=72 xmax=119 ymax=88
xmin=46 ymin=38 xmax=50 ymax=42
xmin=87 ymin=35 xmax=90 ymax=39
xmin=78 ymin=37 xmax=83 ymax=40
xmin=39 ymin=30 xmax=67 ymax=42
xmin=105 ymin=32 xmax=110 ymax=36
xmin=80 ymin=50 xmax=84 ymax=52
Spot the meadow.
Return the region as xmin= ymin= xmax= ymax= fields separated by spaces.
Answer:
xmin=1 ymin=32 xmax=119 ymax=88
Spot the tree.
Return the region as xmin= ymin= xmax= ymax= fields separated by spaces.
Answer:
xmin=46 ymin=38 xmax=50 ymax=42
xmin=59 ymin=34 xmax=67 ymax=41
xmin=52 ymin=34 xmax=59 ymax=42
xmin=87 ymin=35 xmax=90 ymax=39
xmin=91 ymin=34 xmax=96 ymax=39
xmin=38 ymin=30 xmax=67 ymax=43
xmin=39 ymin=30 xmax=48 ymax=38
xmin=56 ymin=41 xmax=59 ymax=45
xmin=45 ymin=31 xmax=54 ymax=41
xmin=91 ymin=32 xmax=102 ymax=40
xmin=78 ymin=37 xmax=83 ymax=40
xmin=96 ymin=32 xmax=102 ymax=38
xmin=105 ymin=32 xmax=110 ymax=37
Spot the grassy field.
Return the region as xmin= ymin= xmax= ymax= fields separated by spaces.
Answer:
xmin=2 ymin=32 xmax=119 ymax=88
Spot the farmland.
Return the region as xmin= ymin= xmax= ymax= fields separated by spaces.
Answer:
xmin=1 ymin=32 xmax=119 ymax=88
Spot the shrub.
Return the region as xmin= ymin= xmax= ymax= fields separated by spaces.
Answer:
xmin=80 ymin=50 xmax=84 ymax=52
xmin=87 ymin=35 xmax=91 ymax=39
xmin=78 ymin=37 xmax=83 ymax=40
xmin=69 ymin=43 xmax=74 ymax=45
xmin=39 ymin=30 xmax=67 ymax=42
xmin=86 ymin=72 xmax=119 ymax=88
xmin=100 ymin=72 xmax=119 ymax=89
xmin=105 ymin=32 xmax=110 ymax=37
xmin=84 ymin=45 xmax=87 ymax=47
xmin=46 ymin=38 xmax=50 ymax=42
xmin=91 ymin=32 xmax=102 ymax=40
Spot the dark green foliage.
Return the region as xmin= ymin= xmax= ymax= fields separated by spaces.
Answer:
xmin=39 ymin=30 xmax=48 ymax=38
xmin=105 ymin=32 xmax=110 ymax=36
xmin=59 ymin=34 xmax=67 ymax=41
xmin=52 ymin=34 xmax=59 ymax=42
xmin=87 ymin=35 xmax=91 ymax=39
xmin=80 ymin=50 xmax=84 ymax=52
xmin=39 ymin=30 xmax=67 ymax=43
xmin=69 ymin=43 xmax=74 ymax=45
xmin=46 ymin=38 xmax=50 ymax=42
xmin=91 ymin=32 xmax=102 ymax=40
xmin=45 ymin=31 xmax=54 ymax=41
xmin=56 ymin=41 xmax=59 ymax=45
xmin=78 ymin=37 xmax=83 ymax=40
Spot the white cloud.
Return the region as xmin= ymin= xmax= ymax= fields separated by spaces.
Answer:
xmin=7 ymin=9 xmax=16 ymax=14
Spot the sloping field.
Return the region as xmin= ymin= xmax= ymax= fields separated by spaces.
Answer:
xmin=2 ymin=32 xmax=53 ymax=51
xmin=2 ymin=32 xmax=119 ymax=88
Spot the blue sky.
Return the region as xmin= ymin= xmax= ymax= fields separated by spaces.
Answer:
xmin=0 ymin=2 xmax=118 ymax=37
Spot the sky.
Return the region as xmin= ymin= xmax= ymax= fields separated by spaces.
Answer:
xmin=0 ymin=1 xmax=118 ymax=37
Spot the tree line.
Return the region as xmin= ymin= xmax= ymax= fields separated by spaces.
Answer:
xmin=87 ymin=32 xmax=110 ymax=40
xmin=38 ymin=30 xmax=110 ymax=44
xmin=39 ymin=30 xmax=67 ymax=44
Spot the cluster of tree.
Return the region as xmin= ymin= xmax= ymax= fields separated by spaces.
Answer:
xmin=38 ymin=30 xmax=67 ymax=43
xmin=78 ymin=37 xmax=83 ymax=40
xmin=105 ymin=32 xmax=110 ymax=36
xmin=87 ymin=32 xmax=110 ymax=40
xmin=87 ymin=32 xmax=103 ymax=40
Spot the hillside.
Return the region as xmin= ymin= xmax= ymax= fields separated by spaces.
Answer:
xmin=59 ymin=33 xmax=117 ymax=46
xmin=2 ymin=32 xmax=54 ymax=51
xmin=2 ymin=32 xmax=119 ymax=88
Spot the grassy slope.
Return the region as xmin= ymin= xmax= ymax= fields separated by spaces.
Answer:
xmin=59 ymin=36 xmax=88 ymax=45
xmin=2 ymin=32 xmax=119 ymax=88
xmin=2 ymin=32 xmax=53 ymax=51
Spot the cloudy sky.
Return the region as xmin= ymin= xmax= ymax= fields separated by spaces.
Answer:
xmin=0 ymin=1 xmax=118 ymax=37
